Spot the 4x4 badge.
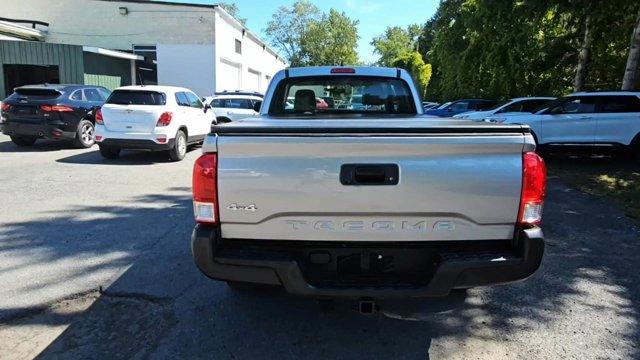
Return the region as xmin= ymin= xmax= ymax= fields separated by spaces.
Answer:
xmin=227 ymin=203 xmax=257 ymax=212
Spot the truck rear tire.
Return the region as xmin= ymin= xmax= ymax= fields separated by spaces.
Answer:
xmin=168 ymin=130 xmax=187 ymax=161
xmin=99 ymin=145 xmax=120 ymax=159
xmin=10 ymin=135 xmax=37 ymax=146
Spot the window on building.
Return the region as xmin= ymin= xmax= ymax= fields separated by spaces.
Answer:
xmin=133 ymin=45 xmax=158 ymax=86
xmin=235 ymin=39 xmax=242 ymax=54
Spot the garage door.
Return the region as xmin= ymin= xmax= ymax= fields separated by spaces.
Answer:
xmin=217 ymin=60 xmax=240 ymax=91
xmin=246 ymin=69 xmax=261 ymax=92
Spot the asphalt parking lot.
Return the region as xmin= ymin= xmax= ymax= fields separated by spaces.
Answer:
xmin=1 ymin=133 xmax=640 ymax=359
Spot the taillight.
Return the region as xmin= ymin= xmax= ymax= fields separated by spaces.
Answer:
xmin=40 ymin=105 xmax=74 ymax=112
xmin=193 ymin=153 xmax=218 ymax=224
xmin=156 ymin=112 xmax=172 ymax=127
xmin=95 ymin=108 xmax=103 ymax=125
xmin=1 ymin=103 xmax=10 ymax=112
xmin=518 ymin=152 xmax=546 ymax=226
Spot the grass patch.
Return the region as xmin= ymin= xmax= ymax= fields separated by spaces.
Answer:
xmin=546 ymin=155 xmax=640 ymax=220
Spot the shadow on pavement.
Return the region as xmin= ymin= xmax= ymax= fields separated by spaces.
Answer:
xmin=1 ymin=176 xmax=638 ymax=359
xmin=56 ymin=146 xmax=202 ymax=165
xmin=0 ymin=140 xmax=75 ymax=153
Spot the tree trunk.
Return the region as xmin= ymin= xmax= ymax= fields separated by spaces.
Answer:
xmin=622 ymin=9 xmax=640 ymax=90
xmin=574 ymin=14 xmax=592 ymax=91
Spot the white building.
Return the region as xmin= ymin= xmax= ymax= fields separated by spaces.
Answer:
xmin=2 ymin=0 xmax=287 ymax=96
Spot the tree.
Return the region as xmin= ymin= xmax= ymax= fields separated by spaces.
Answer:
xmin=392 ymin=51 xmax=432 ymax=97
xmin=301 ymin=9 xmax=360 ymax=66
xmin=264 ymin=1 xmax=321 ymax=66
xmin=371 ymin=26 xmax=419 ymax=66
xmin=217 ymin=2 xmax=246 ymax=25
xmin=573 ymin=13 xmax=593 ymax=91
xmin=418 ymin=0 xmax=640 ymax=101
xmin=622 ymin=8 xmax=640 ymax=90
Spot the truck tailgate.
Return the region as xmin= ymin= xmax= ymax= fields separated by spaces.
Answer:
xmin=213 ymin=121 xmax=529 ymax=242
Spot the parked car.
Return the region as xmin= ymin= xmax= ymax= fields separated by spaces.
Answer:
xmin=486 ymin=91 xmax=640 ymax=156
xmin=1 ymin=84 xmax=111 ymax=148
xmin=204 ymin=94 xmax=262 ymax=123
xmin=191 ymin=66 xmax=546 ymax=306
xmin=424 ymin=98 xmax=498 ymax=117
xmin=95 ymin=85 xmax=214 ymax=161
xmin=214 ymin=90 xmax=263 ymax=98
xmin=453 ymin=97 xmax=555 ymax=121
xmin=422 ymin=101 xmax=439 ymax=111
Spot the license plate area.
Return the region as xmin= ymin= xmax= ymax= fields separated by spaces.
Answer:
xmin=301 ymin=247 xmax=438 ymax=288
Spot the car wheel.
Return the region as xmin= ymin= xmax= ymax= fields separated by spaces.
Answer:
xmin=98 ymin=145 xmax=121 ymax=159
xmin=10 ymin=135 xmax=37 ymax=146
xmin=168 ymin=130 xmax=187 ymax=161
xmin=73 ymin=120 xmax=95 ymax=148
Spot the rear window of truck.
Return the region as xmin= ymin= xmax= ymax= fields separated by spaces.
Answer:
xmin=106 ymin=90 xmax=166 ymax=105
xmin=269 ymin=76 xmax=417 ymax=116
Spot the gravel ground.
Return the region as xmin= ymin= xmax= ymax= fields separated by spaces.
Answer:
xmin=0 ymin=133 xmax=639 ymax=359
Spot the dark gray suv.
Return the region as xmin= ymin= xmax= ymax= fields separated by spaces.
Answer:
xmin=1 ymin=84 xmax=111 ymax=148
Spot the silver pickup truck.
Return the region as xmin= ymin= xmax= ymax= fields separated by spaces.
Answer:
xmin=191 ymin=66 xmax=546 ymax=302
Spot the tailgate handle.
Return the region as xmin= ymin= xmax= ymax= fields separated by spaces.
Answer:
xmin=340 ymin=164 xmax=399 ymax=185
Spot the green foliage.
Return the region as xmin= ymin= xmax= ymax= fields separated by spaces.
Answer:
xmin=265 ymin=1 xmax=359 ymax=66
xmin=421 ymin=0 xmax=640 ymax=101
xmin=371 ymin=26 xmax=419 ymax=66
xmin=301 ymin=9 xmax=360 ymax=66
xmin=264 ymin=0 xmax=321 ymax=66
xmin=392 ymin=51 xmax=432 ymax=96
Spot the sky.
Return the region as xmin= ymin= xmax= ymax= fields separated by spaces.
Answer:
xmin=165 ymin=0 xmax=439 ymax=64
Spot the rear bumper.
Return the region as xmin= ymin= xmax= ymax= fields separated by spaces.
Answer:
xmin=95 ymin=124 xmax=174 ymax=151
xmin=2 ymin=122 xmax=75 ymax=140
xmin=98 ymin=138 xmax=174 ymax=151
xmin=191 ymin=226 xmax=544 ymax=298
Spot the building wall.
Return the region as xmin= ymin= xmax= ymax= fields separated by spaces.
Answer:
xmin=156 ymin=44 xmax=216 ymax=97
xmin=1 ymin=0 xmax=216 ymax=50
xmin=214 ymin=11 xmax=286 ymax=93
xmin=0 ymin=41 xmax=84 ymax=99
xmin=3 ymin=0 xmax=287 ymax=94
xmin=83 ymin=52 xmax=132 ymax=90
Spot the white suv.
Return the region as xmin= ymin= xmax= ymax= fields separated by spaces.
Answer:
xmin=486 ymin=92 xmax=640 ymax=155
xmin=95 ymin=86 xmax=215 ymax=161
xmin=204 ymin=94 xmax=262 ymax=123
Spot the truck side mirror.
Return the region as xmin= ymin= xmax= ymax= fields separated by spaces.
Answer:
xmin=204 ymin=103 xmax=211 ymax=113
xmin=253 ymin=100 xmax=262 ymax=113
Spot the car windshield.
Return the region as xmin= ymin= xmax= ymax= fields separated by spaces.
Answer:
xmin=435 ymin=102 xmax=452 ymax=109
xmin=270 ymin=76 xmax=416 ymax=116
xmin=487 ymin=100 xmax=509 ymax=111
xmin=532 ymin=98 xmax=562 ymax=113
xmin=106 ymin=90 xmax=166 ymax=105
